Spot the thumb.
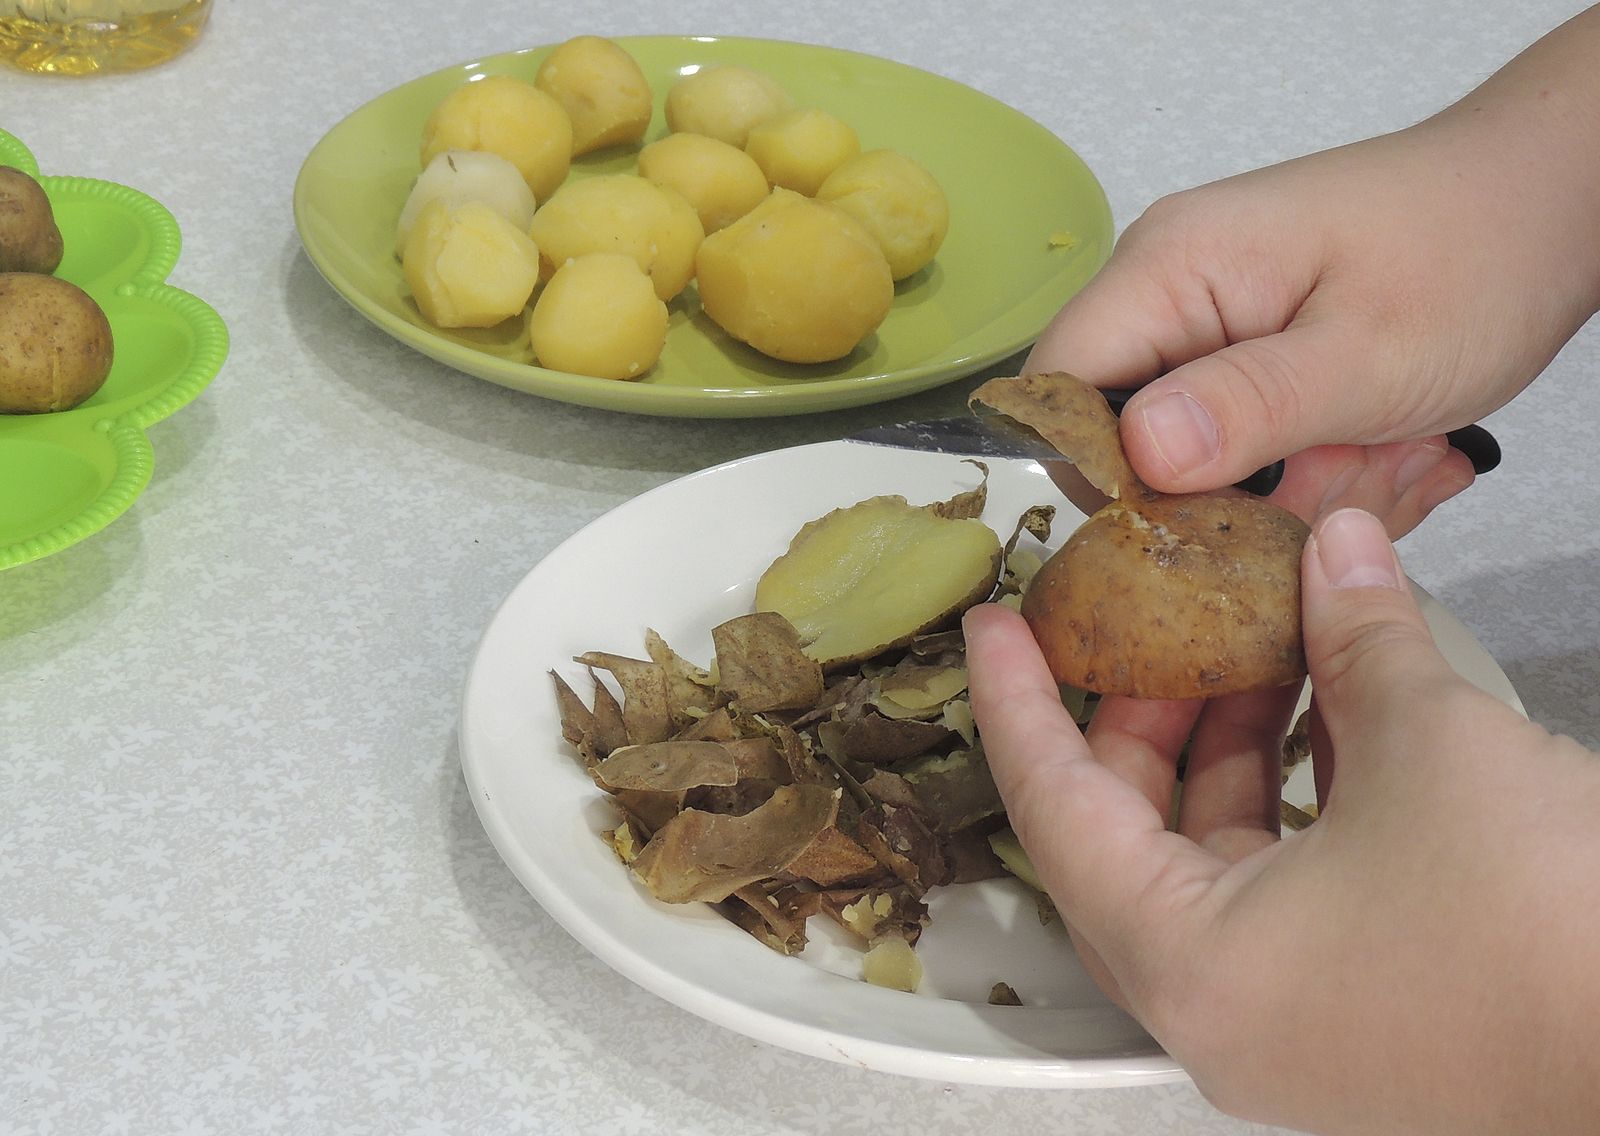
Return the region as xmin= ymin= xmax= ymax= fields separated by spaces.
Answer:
xmin=1299 ymin=508 xmax=1456 ymax=757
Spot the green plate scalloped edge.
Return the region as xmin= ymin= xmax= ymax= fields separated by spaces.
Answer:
xmin=293 ymin=35 xmax=1113 ymax=419
xmin=0 ymin=128 xmax=230 ymax=571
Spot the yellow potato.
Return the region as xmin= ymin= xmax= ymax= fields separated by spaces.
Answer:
xmin=402 ymin=198 xmax=541 ymax=329
xmin=637 ymin=132 xmax=769 ymax=234
xmin=528 ymin=174 xmax=703 ymax=301
xmin=743 ymin=107 xmax=860 ymax=197
xmin=0 ymin=167 xmax=63 ymax=275
xmin=816 ymin=149 xmax=949 ymax=280
xmin=664 ymin=65 xmax=794 ymax=148
xmin=395 ymin=149 xmax=537 ymax=256
xmin=527 ymin=253 xmax=668 ymax=381
xmin=695 ymin=188 xmax=893 ymax=364
xmin=534 ymin=35 xmax=653 ymax=156
xmin=0 ymin=273 xmax=113 ymax=414
xmin=421 ymin=74 xmax=573 ymax=202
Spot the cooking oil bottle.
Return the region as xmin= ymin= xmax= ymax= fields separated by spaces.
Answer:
xmin=0 ymin=0 xmax=212 ymax=75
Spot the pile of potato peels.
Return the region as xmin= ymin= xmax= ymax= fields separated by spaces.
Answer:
xmin=552 ymin=466 xmax=1068 ymax=993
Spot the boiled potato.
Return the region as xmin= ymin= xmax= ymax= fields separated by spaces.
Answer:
xmin=695 ymin=188 xmax=892 ymax=364
xmin=0 ymin=167 xmax=63 ymax=275
xmin=743 ymin=108 xmax=860 ymax=197
xmin=1021 ymin=493 xmax=1308 ymax=699
xmin=637 ymin=132 xmax=769 ymax=234
xmin=528 ymin=174 xmax=703 ymax=301
xmin=534 ymin=35 xmax=653 ymax=156
xmin=395 ymin=149 xmax=537 ymax=255
xmin=816 ymin=149 xmax=949 ymax=280
xmin=664 ymin=65 xmax=793 ymax=148
xmin=527 ymin=253 xmax=668 ymax=381
xmin=970 ymin=372 xmax=1311 ymax=699
xmin=0 ymin=273 xmax=113 ymax=413
xmin=401 ymin=198 xmax=541 ymax=329
xmin=421 ymin=74 xmax=573 ymax=202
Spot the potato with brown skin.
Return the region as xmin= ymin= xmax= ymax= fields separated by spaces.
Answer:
xmin=0 ymin=167 xmax=64 ymax=275
xmin=0 ymin=273 xmax=114 ymax=413
xmin=971 ymin=371 xmax=1310 ymax=699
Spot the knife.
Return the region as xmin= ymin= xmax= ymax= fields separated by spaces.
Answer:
xmin=847 ymin=388 xmax=1501 ymax=499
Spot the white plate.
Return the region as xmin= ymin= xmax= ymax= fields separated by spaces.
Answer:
xmin=457 ymin=441 xmax=1522 ymax=1088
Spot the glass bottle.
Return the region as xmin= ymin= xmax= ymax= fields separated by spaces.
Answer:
xmin=0 ymin=0 xmax=212 ymax=75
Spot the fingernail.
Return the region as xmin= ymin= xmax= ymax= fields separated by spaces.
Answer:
xmin=1135 ymin=391 xmax=1219 ymax=478
xmin=1314 ymin=508 xmax=1404 ymax=590
xmin=1393 ymin=441 xmax=1447 ymax=496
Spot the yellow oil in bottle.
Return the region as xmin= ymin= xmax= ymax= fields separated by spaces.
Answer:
xmin=0 ymin=0 xmax=211 ymax=75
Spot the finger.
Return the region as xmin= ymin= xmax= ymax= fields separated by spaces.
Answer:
xmin=1299 ymin=509 xmax=1457 ymax=789
xmin=963 ymin=605 xmax=1224 ymax=979
xmin=1267 ymin=437 xmax=1477 ymax=538
xmin=1083 ymin=695 xmax=1203 ymax=823
xmin=1174 ymin=683 xmax=1302 ymax=862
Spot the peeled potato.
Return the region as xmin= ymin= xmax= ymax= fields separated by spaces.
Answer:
xmin=527 ymin=252 xmax=668 ymax=380
xmin=816 ymin=149 xmax=949 ymax=280
xmin=402 ymin=198 xmax=541 ymax=329
xmin=971 ymin=372 xmax=1311 ymax=699
xmin=395 ymin=149 xmax=537 ymax=255
xmin=637 ymin=132 xmax=769 ymax=233
xmin=421 ymin=74 xmax=573 ymax=202
xmin=0 ymin=167 xmax=63 ymax=275
xmin=534 ymin=35 xmax=653 ymax=156
xmin=743 ymin=107 xmax=860 ymax=197
xmin=528 ymin=174 xmax=703 ymax=301
xmin=664 ymin=64 xmax=793 ymax=148
xmin=695 ymin=188 xmax=892 ymax=364
xmin=0 ymin=273 xmax=113 ymax=413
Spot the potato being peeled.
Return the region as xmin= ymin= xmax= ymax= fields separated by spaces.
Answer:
xmin=0 ymin=167 xmax=63 ymax=275
xmin=816 ymin=149 xmax=949 ymax=280
xmin=395 ymin=149 xmax=537 ymax=255
xmin=637 ymin=132 xmax=769 ymax=234
xmin=743 ymin=107 xmax=860 ymax=197
xmin=971 ymin=372 xmax=1310 ymax=699
xmin=664 ymin=65 xmax=793 ymax=148
xmin=529 ymin=174 xmax=703 ymax=301
xmin=534 ymin=35 xmax=653 ymax=156
xmin=695 ymin=188 xmax=892 ymax=364
xmin=401 ymin=198 xmax=541 ymax=329
xmin=0 ymin=273 xmax=113 ymax=413
xmin=527 ymin=253 xmax=668 ymax=381
xmin=420 ymin=74 xmax=573 ymax=202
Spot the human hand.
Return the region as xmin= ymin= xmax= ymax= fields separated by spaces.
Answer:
xmin=964 ymin=508 xmax=1600 ymax=1133
xmin=1027 ymin=40 xmax=1600 ymax=536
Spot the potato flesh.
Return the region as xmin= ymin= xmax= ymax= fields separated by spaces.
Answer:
xmin=534 ymin=35 xmax=653 ymax=156
xmin=529 ymin=174 xmax=704 ymax=302
xmin=754 ymin=494 xmax=1001 ymax=669
xmin=420 ymin=74 xmax=573 ymax=203
xmin=694 ymin=188 xmax=892 ymax=364
xmin=816 ymin=149 xmax=949 ymax=280
xmin=527 ymin=252 xmax=667 ymax=380
xmin=743 ymin=107 xmax=861 ymax=197
xmin=402 ymin=199 xmax=540 ymax=329
xmin=664 ymin=65 xmax=794 ymax=148
xmin=395 ymin=149 xmax=537 ymax=255
xmin=638 ymin=132 xmax=770 ymax=233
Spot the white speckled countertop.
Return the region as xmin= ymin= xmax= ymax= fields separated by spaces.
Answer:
xmin=4 ymin=3 xmax=1596 ymax=1133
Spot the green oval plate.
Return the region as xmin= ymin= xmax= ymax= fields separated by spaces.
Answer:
xmin=293 ymin=36 xmax=1112 ymax=418
xmin=0 ymin=129 xmax=229 ymax=571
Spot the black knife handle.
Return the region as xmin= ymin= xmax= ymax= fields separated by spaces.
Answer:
xmin=1100 ymin=388 xmax=1499 ymax=495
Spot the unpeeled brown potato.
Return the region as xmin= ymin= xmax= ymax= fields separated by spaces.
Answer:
xmin=534 ymin=35 xmax=654 ymax=156
xmin=421 ymin=74 xmax=574 ymax=203
xmin=695 ymin=188 xmax=892 ymax=364
xmin=0 ymin=273 xmax=114 ymax=413
xmin=0 ymin=167 xmax=63 ymax=275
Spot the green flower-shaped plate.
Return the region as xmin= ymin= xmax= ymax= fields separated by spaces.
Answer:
xmin=0 ymin=129 xmax=229 ymax=571
xmin=294 ymin=36 xmax=1113 ymax=418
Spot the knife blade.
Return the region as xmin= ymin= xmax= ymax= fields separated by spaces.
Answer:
xmin=846 ymin=388 xmax=1500 ymax=499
